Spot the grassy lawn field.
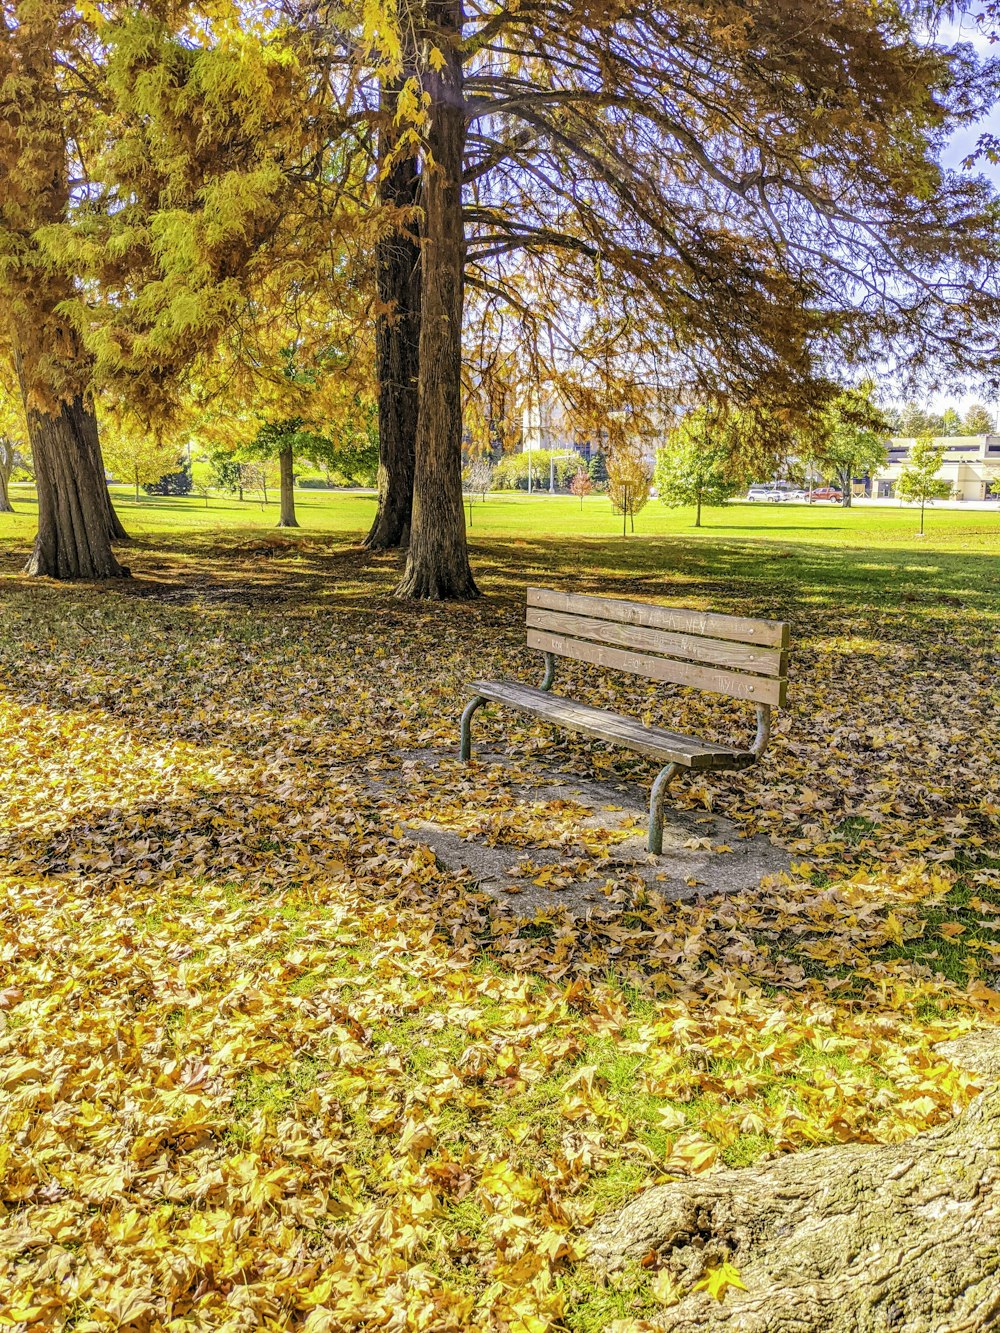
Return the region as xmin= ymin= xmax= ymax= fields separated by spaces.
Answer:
xmin=1 ymin=489 xmax=999 ymax=1330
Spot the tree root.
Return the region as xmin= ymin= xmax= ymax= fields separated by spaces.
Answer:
xmin=586 ymin=1031 xmax=1000 ymax=1332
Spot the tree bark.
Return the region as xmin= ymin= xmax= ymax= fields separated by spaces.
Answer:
xmin=2 ymin=21 xmax=129 ymax=569
xmin=364 ymin=84 xmax=421 ymax=551
xmin=20 ymin=387 xmax=129 ymax=580
xmin=838 ymin=466 xmax=852 ymax=507
xmin=277 ymin=444 xmax=299 ymax=527
xmin=586 ymin=1031 xmax=1000 ymax=1333
xmin=695 ymin=491 xmax=702 ymax=528
xmin=395 ymin=0 xmax=479 ymax=600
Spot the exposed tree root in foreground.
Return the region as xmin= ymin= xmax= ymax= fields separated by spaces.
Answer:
xmin=587 ymin=1032 xmax=1000 ymax=1333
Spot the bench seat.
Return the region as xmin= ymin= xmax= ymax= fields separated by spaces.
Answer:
xmin=468 ymin=680 xmax=755 ymax=771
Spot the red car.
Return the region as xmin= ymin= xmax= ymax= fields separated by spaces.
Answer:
xmin=809 ymin=486 xmax=843 ymax=502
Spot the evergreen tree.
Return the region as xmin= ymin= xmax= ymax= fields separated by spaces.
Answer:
xmin=964 ymin=403 xmax=995 ymax=434
xmin=898 ymin=402 xmax=943 ymax=437
xmin=939 ymin=407 xmax=963 ymax=436
xmin=144 ymin=462 xmax=192 ymax=497
xmin=588 ymin=451 xmax=609 ymax=487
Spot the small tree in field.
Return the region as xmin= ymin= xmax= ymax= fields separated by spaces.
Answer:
xmin=210 ymin=454 xmax=249 ymax=501
xmin=0 ymin=377 xmax=27 ymax=512
xmin=102 ymin=431 xmax=181 ymax=502
xmin=897 ymin=434 xmax=951 ymax=535
xmin=463 ymin=455 xmax=494 ymax=524
xmin=570 ymin=469 xmax=593 ymax=509
xmin=655 ymin=410 xmax=742 ymax=527
xmin=607 ymin=449 xmax=653 ymax=535
xmin=0 ymin=437 xmax=17 ymax=513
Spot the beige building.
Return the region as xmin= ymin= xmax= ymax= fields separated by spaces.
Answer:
xmin=867 ymin=435 xmax=1000 ymax=501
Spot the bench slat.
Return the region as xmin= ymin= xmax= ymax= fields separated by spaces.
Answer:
xmin=527 ymin=628 xmax=787 ymax=707
xmin=527 ymin=606 xmax=787 ymax=677
xmin=528 ymin=587 xmax=789 ymax=650
xmin=469 ymin=681 xmax=754 ymax=769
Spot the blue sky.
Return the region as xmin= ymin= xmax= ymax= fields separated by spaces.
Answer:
xmin=926 ymin=18 xmax=1000 ymax=411
xmin=940 ymin=14 xmax=1000 ymax=177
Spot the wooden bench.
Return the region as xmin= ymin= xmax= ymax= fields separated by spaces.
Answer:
xmin=460 ymin=587 xmax=789 ymax=854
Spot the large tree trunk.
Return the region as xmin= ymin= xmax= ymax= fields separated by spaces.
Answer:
xmin=586 ymin=1031 xmax=1000 ymax=1333
xmin=4 ymin=28 xmax=128 ymax=573
xmin=277 ymin=444 xmax=298 ymax=528
xmin=838 ymin=466 xmax=852 ymax=507
xmin=364 ymin=84 xmax=421 ymax=551
xmin=21 ymin=389 xmax=129 ymax=580
xmin=395 ymin=0 xmax=478 ymax=600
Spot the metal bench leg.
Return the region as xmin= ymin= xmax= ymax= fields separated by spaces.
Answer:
xmin=648 ymin=762 xmax=680 ymax=855
xmin=460 ymin=695 xmax=486 ymax=760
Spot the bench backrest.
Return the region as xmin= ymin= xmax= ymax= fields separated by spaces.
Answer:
xmin=526 ymin=588 xmax=789 ymax=708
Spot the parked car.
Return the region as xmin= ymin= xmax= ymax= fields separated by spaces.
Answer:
xmin=747 ymin=482 xmax=809 ymax=503
xmin=809 ymin=486 xmax=843 ymax=502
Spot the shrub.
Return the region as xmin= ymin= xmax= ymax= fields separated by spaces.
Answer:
xmin=144 ymin=461 xmax=192 ymax=496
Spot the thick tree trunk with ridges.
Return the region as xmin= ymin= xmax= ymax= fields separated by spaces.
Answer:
xmin=587 ymin=1032 xmax=1000 ymax=1333
xmin=22 ymin=391 xmax=129 ymax=580
xmin=396 ymin=0 xmax=478 ymax=600
xmin=365 ymin=116 xmax=421 ymax=552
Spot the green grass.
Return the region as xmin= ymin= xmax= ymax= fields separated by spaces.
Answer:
xmin=5 ymin=481 xmax=998 ymax=631
xmin=4 ymin=480 xmax=999 ymax=552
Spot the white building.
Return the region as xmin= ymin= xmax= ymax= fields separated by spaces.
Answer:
xmin=868 ymin=435 xmax=1000 ymax=501
xmin=521 ymin=390 xmax=660 ymax=468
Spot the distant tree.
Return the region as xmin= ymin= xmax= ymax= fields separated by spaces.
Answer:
xmin=0 ymin=437 xmax=15 ymax=513
xmin=245 ymin=420 xmax=312 ymax=528
xmin=964 ymin=403 xmax=995 ymax=435
xmin=309 ymin=397 xmax=380 ymax=487
xmin=240 ymin=461 xmax=277 ymax=509
xmin=462 ymin=455 xmax=494 ymax=524
xmin=655 ymin=409 xmax=743 ymax=528
xmin=897 ymin=434 xmax=952 ymax=535
xmin=210 ymin=453 xmax=249 ymax=501
xmin=939 ymin=407 xmax=963 ymax=436
xmin=144 ymin=462 xmax=192 ymax=497
xmin=570 ymin=469 xmax=594 ymax=509
xmin=102 ymin=430 xmax=180 ymax=502
xmin=588 ymin=451 xmax=609 ymax=488
xmin=0 ymin=376 xmax=28 ymax=513
xmin=607 ymin=449 xmax=653 ymax=535
xmin=897 ymin=402 xmax=943 ymax=437
xmin=807 ymin=384 xmax=891 ymax=508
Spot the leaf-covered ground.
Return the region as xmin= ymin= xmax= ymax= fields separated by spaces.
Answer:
xmin=2 ymin=517 xmax=1000 ymax=1332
